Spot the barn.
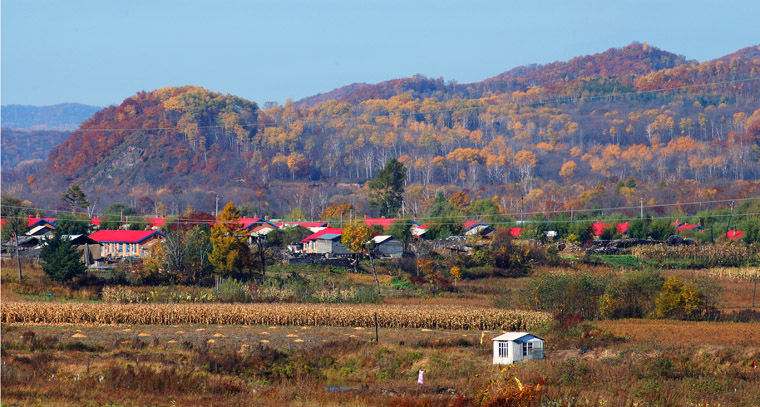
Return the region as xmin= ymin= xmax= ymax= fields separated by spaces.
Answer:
xmin=492 ymin=332 xmax=544 ymax=365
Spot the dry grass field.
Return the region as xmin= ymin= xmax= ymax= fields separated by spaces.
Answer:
xmin=3 ymin=320 xmax=760 ymax=406
xmin=3 ymin=260 xmax=760 ymax=405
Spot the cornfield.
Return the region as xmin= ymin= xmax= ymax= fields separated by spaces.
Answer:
xmin=632 ymin=243 xmax=758 ymax=268
xmin=708 ymin=267 xmax=760 ymax=281
xmin=1 ymin=302 xmax=550 ymax=331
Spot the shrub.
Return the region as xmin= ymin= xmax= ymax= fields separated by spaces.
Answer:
xmin=655 ymin=276 xmax=704 ymax=319
xmin=598 ymin=269 xmax=664 ymax=319
xmin=526 ymin=272 xmax=608 ymax=320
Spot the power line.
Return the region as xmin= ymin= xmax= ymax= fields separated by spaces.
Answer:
xmin=2 ymin=197 xmax=758 ymax=226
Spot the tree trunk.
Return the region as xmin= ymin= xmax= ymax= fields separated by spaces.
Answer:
xmin=15 ymin=234 xmax=22 ymax=282
xmin=370 ymin=255 xmax=380 ymax=295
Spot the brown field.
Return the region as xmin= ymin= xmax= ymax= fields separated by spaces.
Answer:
xmin=3 ymin=320 xmax=760 ymax=406
xmin=597 ymin=319 xmax=760 ymax=347
xmin=3 ymin=260 xmax=760 ymax=405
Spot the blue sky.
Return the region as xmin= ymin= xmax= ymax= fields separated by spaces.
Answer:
xmin=2 ymin=0 xmax=758 ymax=107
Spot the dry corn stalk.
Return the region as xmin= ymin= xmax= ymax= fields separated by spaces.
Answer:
xmin=1 ymin=302 xmax=550 ymax=331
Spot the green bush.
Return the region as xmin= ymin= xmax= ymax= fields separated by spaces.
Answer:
xmin=526 ymin=272 xmax=608 ymax=320
xmin=599 ymin=269 xmax=664 ymax=319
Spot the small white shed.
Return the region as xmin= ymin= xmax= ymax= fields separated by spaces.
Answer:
xmin=492 ymin=332 xmax=544 ymax=365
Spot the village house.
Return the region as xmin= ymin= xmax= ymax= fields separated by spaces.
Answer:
xmin=62 ymin=234 xmax=103 ymax=265
xmin=492 ymin=332 xmax=544 ymax=365
xmin=26 ymin=217 xmax=57 ymax=237
xmin=301 ymin=227 xmax=344 ymax=254
xmin=369 ymin=235 xmax=403 ymax=258
xmin=89 ymin=230 xmax=166 ymax=259
xmin=315 ymin=233 xmax=351 ymax=256
xmin=463 ymin=221 xmax=493 ymax=237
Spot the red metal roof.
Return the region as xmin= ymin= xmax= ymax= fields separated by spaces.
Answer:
xmin=592 ymin=222 xmax=608 ymax=236
xmin=616 ymin=222 xmax=629 ymax=235
xmin=89 ymin=230 xmax=166 ymax=243
xmin=301 ymin=227 xmax=343 ymax=243
xmin=27 ymin=217 xmax=56 ymax=227
xmin=238 ymin=217 xmax=278 ymax=230
xmin=91 ymin=217 xmax=101 ymax=226
xmin=510 ymin=227 xmax=522 ymax=238
xmin=724 ymin=230 xmax=744 ymax=239
xmin=148 ymin=217 xmax=166 ymax=227
xmin=364 ymin=218 xmax=397 ymax=230
xmin=464 ymin=221 xmax=484 ymax=230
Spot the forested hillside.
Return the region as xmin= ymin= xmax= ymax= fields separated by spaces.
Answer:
xmin=6 ymin=43 xmax=760 ymax=217
xmin=1 ymin=129 xmax=71 ymax=171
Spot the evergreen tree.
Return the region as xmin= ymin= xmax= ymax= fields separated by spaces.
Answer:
xmin=61 ymin=184 xmax=90 ymax=213
xmin=368 ymin=158 xmax=406 ymax=217
xmin=40 ymin=230 xmax=87 ymax=282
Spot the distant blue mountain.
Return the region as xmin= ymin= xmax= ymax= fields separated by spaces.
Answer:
xmin=1 ymin=103 xmax=102 ymax=131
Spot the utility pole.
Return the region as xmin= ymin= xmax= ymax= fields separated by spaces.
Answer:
xmin=640 ymin=198 xmax=644 ymax=219
xmin=215 ymin=195 xmax=219 ymax=217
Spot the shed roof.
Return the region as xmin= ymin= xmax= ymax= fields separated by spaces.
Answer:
xmin=492 ymin=332 xmax=543 ymax=343
xmin=370 ymin=235 xmax=399 ymax=244
xmin=318 ymin=233 xmax=342 ymax=240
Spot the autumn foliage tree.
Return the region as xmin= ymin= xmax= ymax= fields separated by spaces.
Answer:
xmin=341 ymin=220 xmax=379 ymax=293
xmin=209 ymin=201 xmax=254 ymax=280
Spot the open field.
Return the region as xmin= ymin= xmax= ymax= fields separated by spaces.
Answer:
xmin=4 ymin=259 xmax=760 ymax=405
xmin=3 ymin=320 xmax=760 ymax=406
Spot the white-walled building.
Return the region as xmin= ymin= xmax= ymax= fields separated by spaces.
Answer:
xmin=492 ymin=332 xmax=544 ymax=365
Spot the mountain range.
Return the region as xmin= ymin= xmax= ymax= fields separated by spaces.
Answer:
xmin=2 ymin=43 xmax=759 ymax=217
